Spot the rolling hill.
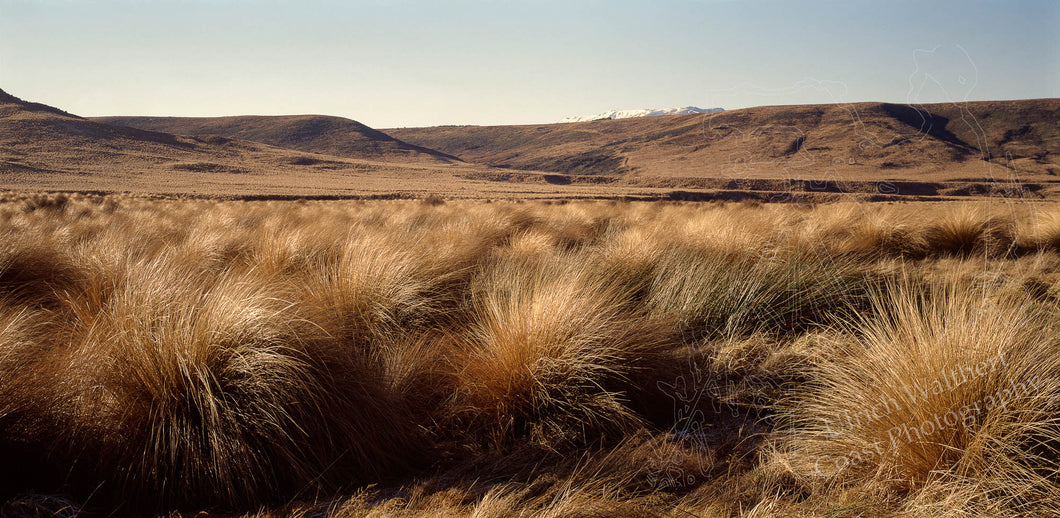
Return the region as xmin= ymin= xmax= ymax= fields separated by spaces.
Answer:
xmin=0 ymin=88 xmax=269 ymax=177
xmin=387 ymin=100 xmax=1060 ymax=181
xmin=1 ymin=89 xmax=654 ymax=199
xmin=93 ymin=114 xmax=459 ymax=164
xmin=4 ymin=87 xmax=1058 ymax=200
xmin=0 ymin=88 xmax=473 ymax=196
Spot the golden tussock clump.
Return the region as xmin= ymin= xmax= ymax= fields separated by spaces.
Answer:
xmin=32 ymin=259 xmax=423 ymax=508
xmin=923 ymin=203 xmax=1018 ymax=257
xmin=777 ymin=277 xmax=1060 ymax=515
xmin=445 ymin=253 xmax=666 ymax=447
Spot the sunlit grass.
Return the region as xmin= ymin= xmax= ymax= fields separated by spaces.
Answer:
xmin=0 ymin=194 xmax=1058 ymax=516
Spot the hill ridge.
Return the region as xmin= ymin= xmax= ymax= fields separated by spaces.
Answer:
xmin=0 ymin=87 xmax=445 ymax=194
xmin=0 ymin=88 xmax=83 ymax=119
xmin=386 ymin=99 xmax=1060 ymax=179
xmin=93 ymin=114 xmax=461 ymax=164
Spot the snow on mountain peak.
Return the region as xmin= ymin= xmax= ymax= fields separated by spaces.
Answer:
xmin=561 ymin=106 xmax=723 ymax=123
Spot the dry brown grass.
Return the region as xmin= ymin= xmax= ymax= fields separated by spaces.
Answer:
xmin=445 ymin=253 xmax=663 ymax=447
xmin=775 ymin=277 xmax=1060 ymax=515
xmin=1 ymin=195 xmax=1059 ymax=516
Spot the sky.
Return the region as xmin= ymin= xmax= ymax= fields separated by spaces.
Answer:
xmin=1 ymin=0 xmax=1057 ymax=127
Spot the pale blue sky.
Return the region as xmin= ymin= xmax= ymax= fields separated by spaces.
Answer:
xmin=1 ymin=0 xmax=1056 ymax=127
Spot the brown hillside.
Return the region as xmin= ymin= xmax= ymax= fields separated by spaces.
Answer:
xmin=0 ymin=89 xmax=648 ymax=199
xmin=387 ymin=100 xmax=1060 ymax=181
xmin=0 ymin=88 xmax=459 ymax=196
xmin=93 ymin=114 xmax=459 ymax=164
xmin=4 ymin=89 xmax=1058 ymax=201
xmin=0 ymin=88 xmax=265 ymax=177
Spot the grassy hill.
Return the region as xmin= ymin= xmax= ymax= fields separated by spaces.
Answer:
xmin=2 ymin=89 xmax=667 ymax=199
xmin=1 ymin=88 xmax=337 ymax=175
xmin=0 ymin=89 xmax=481 ymax=197
xmin=387 ymin=100 xmax=1060 ymax=181
xmin=4 ymin=88 xmax=1058 ymax=200
xmin=94 ymin=114 xmax=460 ymax=164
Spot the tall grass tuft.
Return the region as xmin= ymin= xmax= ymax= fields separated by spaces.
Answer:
xmin=446 ymin=253 xmax=664 ymax=447
xmin=925 ymin=204 xmax=1017 ymax=257
xmin=644 ymin=245 xmax=875 ymax=339
xmin=37 ymin=258 xmax=422 ymax=509
xmin=778 ymin=277 xmax=1060 ymax=514
xmin=0 ymin=298 xmax=58 ymax=496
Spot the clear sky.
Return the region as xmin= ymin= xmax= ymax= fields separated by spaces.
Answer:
xmin=1 ymin=0 xmax=1056 ymax=127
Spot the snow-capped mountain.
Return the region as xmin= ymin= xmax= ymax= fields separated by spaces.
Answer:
xmin=561 ymin=106 xmax=723 ymax=123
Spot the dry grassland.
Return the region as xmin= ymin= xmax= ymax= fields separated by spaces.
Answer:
xmin=1 ymin=194 xmax=1060 ymax=517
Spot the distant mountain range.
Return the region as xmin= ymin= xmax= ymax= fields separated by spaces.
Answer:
xmin=561 ymin=106 xmax=723 ymax=123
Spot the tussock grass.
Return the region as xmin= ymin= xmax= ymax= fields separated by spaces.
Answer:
xmin=0 ymin=299 xmax=53 ymax=477
xmin=1 ymin=194 xmax=1059 ymax=516
xmin=777 ymin=277 xmax=1060 ymax=514
xmin=644 ymin=246 xmax=875 ymax=339
xmin=299 ymin=230 xmax=445 ymax=342
xmin=1018 ymin=206 xmax=1060 ymax=253
xmin=39 ymin=263 xmax=421 ymax=508
xmin=446 ymin=254 xmax=663 ymax=446
xmin=814 ymin=204 xmax=930 ymax=258
xmin=924 ymin=203 xmax=1018 ymax=257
